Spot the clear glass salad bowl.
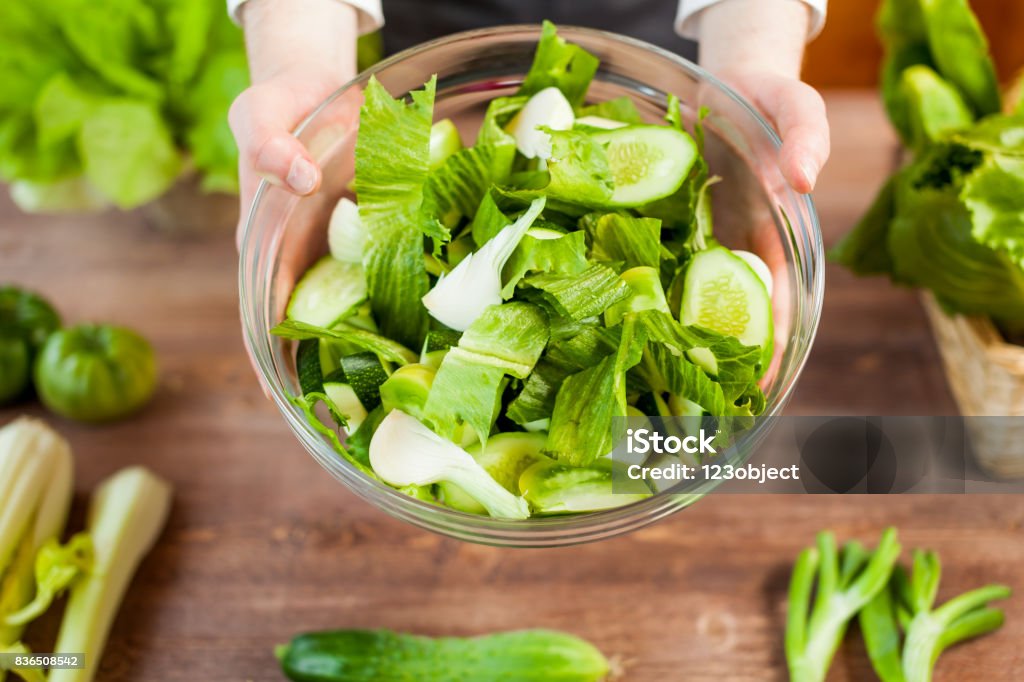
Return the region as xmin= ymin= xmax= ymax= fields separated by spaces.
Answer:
xmin=239 ymin=25 xmax=824 ymax=547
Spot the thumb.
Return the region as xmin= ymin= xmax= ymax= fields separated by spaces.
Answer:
xmin=229 ymin=87 xmax=322 ymax=196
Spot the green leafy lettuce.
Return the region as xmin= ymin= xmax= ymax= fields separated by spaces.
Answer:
xmin=834 ymin=0 xmax=1024 ymax=328
xmin=0 ymin=0 xmax=247 ymax=210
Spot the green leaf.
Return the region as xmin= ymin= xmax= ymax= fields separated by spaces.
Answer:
xmin=518 ymin=20 xmax=599 ymax=108
xmin=289 ymin=392 xmax=376 ymax=475
xmin=476 ymin=95 xmax=527 ymax=147
xmin=422 ymin=302 xmax=549 ymax=444
xmin=78 ymin=100 xmax=182 ymax=208
xmin=271 ymin=320 xmax=417 ymax=366
xmin=544 ymin=315 xmax=645 ymax=466
xmin=962 ymin=155 xmax=1024 ymax=268
xmin=502 ymin=229 xmax=588 ymax=297
xmin=636 ymin=311 xmax=762 ymax=404
xmin=830 ymin=174 xmax=898 ymax=276
xmin=33 ymin=73 xmax=96 ymax=148
xmin=4 ymin=534 xmax=92 ymax=626
xmin=899 ymin=65 xmax=974 ymax=149
xmin=162 ymin=0 xmax=215 ymax=85
xmin=355 ymin=76 xmax=436 ymax=349
xmin=422 ymin=142 xmax=516 ymax=242
xmin=543 ymin=128 xmax=615 ymax=206
xmin=887 ymin=175 xmax=1024 ymax=321
xmin=506 ymin=360 xmax=571 ymax=426
xmin=918 ymin=0 xmax=1000 ymax=117
xmin=469 ymin=189 xmax=513 ymax=246
xmin=422 ymin=348 xmax=506 ymax=445
xmin=525 ymin=263 xmax=630 ymax=320
xmin=584 ymin=212 xmax=663 ymax=270
xmin=577 ymin=97 xmax=643 ymax=124
xmin=457 ymin=302 xmax=550 ymax=379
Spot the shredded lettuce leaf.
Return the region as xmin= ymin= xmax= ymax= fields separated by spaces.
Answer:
xmin=518 ymin=20 xmax=599 ymax=109
xmin=356 ymin=76 xmax=437 ymax=349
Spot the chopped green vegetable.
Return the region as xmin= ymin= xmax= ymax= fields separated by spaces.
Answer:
xmin=0 ymin=0 xmax=247 ymax=210
xmin=785 ymin=528 xmax=901 ymax=682
xmin=356 ymin=76 xmax=437 ymax=349
xmin=369 ymin=410 xmax=529 ymax=519
xmin=422 ymin=198 xmax=545 ymax=331
xmin=278 ymin=628 xmax=609 ymax=682
xmin=837 ymin=0 xmax=1024 ymax=330
xmin=50 ymin=467 xmax=172 ymax=682
xmin=860 ymin=549 xmax=1010 ymax=682
xmin=0 ymin=418 xmax=73 ymax=648
xmin=287 ymin=256 xmax=368 ymax=328
xmin=277 ymin=22 xmax=774 ymax=519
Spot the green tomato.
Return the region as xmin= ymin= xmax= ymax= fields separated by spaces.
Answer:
xmin=0 ymin=286 xmax=61 ymax=351
xmin=0 ymin=333 xmax=30 ymax=404
xmin=34 ymin=324 xmax=157 ymax=422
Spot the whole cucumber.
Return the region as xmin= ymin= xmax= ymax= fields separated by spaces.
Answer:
xmin=278 ymin=628 xmax=609 ymax=682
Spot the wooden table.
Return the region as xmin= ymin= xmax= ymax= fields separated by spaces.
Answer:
xmin=2 ymin=92 xmax=1021 ymax=681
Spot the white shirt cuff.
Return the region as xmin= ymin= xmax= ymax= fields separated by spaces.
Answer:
xmin=227 ymin=0 xmax=384 ymax=35
xmin=676 ymin=0 xmax=827 ymax=42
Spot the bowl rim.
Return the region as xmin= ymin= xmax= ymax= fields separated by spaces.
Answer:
xmin=239 ymin=23 xmax=825 ymax=546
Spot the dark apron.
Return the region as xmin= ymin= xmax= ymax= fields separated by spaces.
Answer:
xmin=381 ymin=0 xmax=698 ymax=61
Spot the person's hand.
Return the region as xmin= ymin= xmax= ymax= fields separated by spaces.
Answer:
xmin=230 ymin=66 xmax=350 ymax=241
xmin=229 ymin=0 xmax=359 ymax=247
xmin=713 ymin=70 xmax=829 ymax=194
xmin=230 ymin=0 xmax=360 ymax=394
xmin=697 ymin=0 xmax=831 ymax=194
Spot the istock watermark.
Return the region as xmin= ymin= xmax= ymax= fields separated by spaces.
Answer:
xmin=609 ymin=416 xmax=1024 ymax=495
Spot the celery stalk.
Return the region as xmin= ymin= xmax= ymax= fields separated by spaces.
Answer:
xmin=50 ymin=467 xmax=172 ymax=682
xmin=0 ymin=418 xmax=73 ymax=648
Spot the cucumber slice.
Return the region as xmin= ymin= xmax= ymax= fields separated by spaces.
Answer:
xmin=379 ymin=363 xmax=436 ymax=420
xmin=430 ymin=118 xmax=462 ymax=169
xmin=519 ymin=459 xmax=650 ymax=514
xmin=437 ymin=481 xmax=487 ymax=515
xmin=591 ymin=125 xmax=697 ymax=206
xmin=680 ymin=246 xmax=774 ymax=362
xmin=419 ymin=330 xmax=462 ymax=370
xmin=287 ymin=255 xmax=367 ymax=327
xmin=322 ymin=380 xmax=368 ymax=433
xmin=328 ymin=198 xmax=366 ymax=264
xmin=337 ymin=352 xmax=389 ymax=411
xmin=296 ymin=339 xmax=324 ymax=395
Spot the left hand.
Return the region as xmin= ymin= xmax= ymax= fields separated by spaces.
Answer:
xmin=716 ymin=70 xmax=830 ymax=194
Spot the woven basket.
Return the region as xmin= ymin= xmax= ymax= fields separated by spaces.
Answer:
xmin=922 ymin=293 xmax=1024 ymax=478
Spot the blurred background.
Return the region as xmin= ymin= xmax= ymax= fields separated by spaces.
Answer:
xmin=805 ymin=0 xmax=1024 ymax=87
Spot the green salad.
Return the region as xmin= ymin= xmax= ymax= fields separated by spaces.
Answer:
xmin=272 ymin=22 xmax=775 ymax=520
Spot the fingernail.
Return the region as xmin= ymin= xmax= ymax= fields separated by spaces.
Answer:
xmin=798 ymin=160 xmax=818 ymax=191
xmin=286 ymin=157 xmax=318 ymax=194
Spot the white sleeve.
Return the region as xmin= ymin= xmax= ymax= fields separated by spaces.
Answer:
xmin=675 ymin=0 xmax=827 ymax=42
xmin=227 ymin=0 xmax=384 ymax=35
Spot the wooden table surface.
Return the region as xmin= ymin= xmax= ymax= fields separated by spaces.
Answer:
xmin=2 ymin=91 xmax=1021 ymax=681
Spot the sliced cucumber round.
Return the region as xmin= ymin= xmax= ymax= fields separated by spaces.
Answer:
xmin=680 ymin=246 xmax=773 ymax=361
xmin=287 ymin=255 xmax=367 ymax=328
xmin=591 ymin=125 xmax=697 ymax=206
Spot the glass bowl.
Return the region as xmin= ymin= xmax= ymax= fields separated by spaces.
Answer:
xmin=239 ymin=25 xmax=824 ymax=547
